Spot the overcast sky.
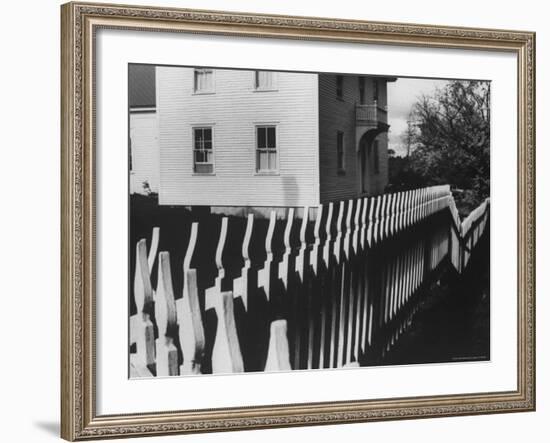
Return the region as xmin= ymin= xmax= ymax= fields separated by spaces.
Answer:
xmin=387 ymin=78 xmax=451 ymax=156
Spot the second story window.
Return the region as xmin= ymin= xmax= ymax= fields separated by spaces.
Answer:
xmin=255 ymin=71 xmax=276 ymax=90
xmin=358 ymin=77 xmax=366 ymax=104
xmin=193 ymin=127 xmax=214 ymax=174
xmin=336 ymin=131 xmax=345 ymax=173
xmin=373 ymin=78 xmax=379 ymax=102
xmin=256 ymin=126 xmax=277 ymax=173
xmin=194 ymin=68 xmax=214 ymax=93
xmin=336 ymin=75 xmax=344 ymax=99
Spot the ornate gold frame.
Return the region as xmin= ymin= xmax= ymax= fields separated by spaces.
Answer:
xmin=60 ymin=2 xmax=536 ymax=440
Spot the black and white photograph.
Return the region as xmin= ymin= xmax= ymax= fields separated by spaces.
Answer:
xmin=128 ymin=64 xmax=491 ymax=378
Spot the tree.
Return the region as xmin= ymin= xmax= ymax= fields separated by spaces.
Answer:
xmin=405 ymin=80 xmax=490 ymax=216
xmin=402 ymin=111 xmax=419 ymax=158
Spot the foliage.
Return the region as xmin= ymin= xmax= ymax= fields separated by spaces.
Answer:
xmin=388 ymin=80 xmax=490 ymax=217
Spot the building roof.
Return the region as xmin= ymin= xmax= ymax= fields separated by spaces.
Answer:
xmin=129 ymin=64 xmax=156 ymax=108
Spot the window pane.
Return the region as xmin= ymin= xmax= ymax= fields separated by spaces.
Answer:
xmin=257 ymin=127 xmax=266 ymax=148
xmin=256 ymin=71 xmax=274 ymax=89
xmin=258 ymin=151 xmax=268 ymax=171
xmin=195 ymin=128 xmax=203 ymax=143
xmin=204 ymin=72 xmax=212 ymax=90
xmin=336 ymin=75 xmax=343 ymax=98
xmin=268 ymin=152 xmax=277 ymax=170
xmin=196 ymin=130 xmax=204 ymax=150
xmin=195 ymin=163 xmax=213 ymax=174
xmin=267 ymin=127 xmax=276 ymax=148
xmin=204 ymin=128 xmax=212 ymax=142
xmin=195 ymin=70 xmax=213 ymax=91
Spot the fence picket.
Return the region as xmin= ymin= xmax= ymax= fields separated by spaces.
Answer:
xmin=133 ymin=238 xmax=155 ymax=371
xmin=129 ymin=186 xmax=490 ymax=377
xmin=265 ymin=320 xmax=292 ymax=372
xmin=155 ymin=251 xmax=179 ymax=377
xmin=210 ymin=291 xmax=245 ymax=373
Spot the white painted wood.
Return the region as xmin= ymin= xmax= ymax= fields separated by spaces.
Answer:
xmin=155 ymin=252 xmax=179 ymax=377
xmin=157 ymin=67 xmax=320 ymax=207
xmin=130 ymin=111 xmax=159 ymax=194
xmin=147 ymin=227 xmax=160 ymax=272
xmin=210 ymin=292 xmax=245 ymax=374
xmin=177 ymin=269 xmax=205 ymax=375
xmin=133 ymin=239 xmax=155 ymax=370
xmin=264 ymin=320 xmax=292 ymax=372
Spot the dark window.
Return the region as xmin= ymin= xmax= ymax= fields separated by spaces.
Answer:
xmin=336 ymin=75 xmax=344 ymax=99
xmin=256 ymin=126 xmax=277 ymax=172
xmin=337 ymin=131 xmax=345 ymax=172
xmin=358 ymin=77 xmax=365 ymax=104
xmin=373 ymin=78 xmax=379 ymax=102
xmin=193 ymin=127 xmax=214 ymax=173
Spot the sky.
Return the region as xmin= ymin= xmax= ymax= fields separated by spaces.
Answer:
xmin=387 ymin=78 xmax=451 ymax=156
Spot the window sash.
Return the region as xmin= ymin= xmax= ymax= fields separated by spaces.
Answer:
xmin=194 ymin=69 xmax=213 ymax=92
xmin=193 ymin=127 xmax=214 ymax=173
xmin=255 ymin=71 xmax=275 ymax=90
xmin=336 ymin=75 xmax=343 ymax=98
xmin=256 ymin=126 xmax=277 ymax=172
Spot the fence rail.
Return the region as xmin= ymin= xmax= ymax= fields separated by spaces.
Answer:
xmin=130 ymin=185 xmax=490 ymax=377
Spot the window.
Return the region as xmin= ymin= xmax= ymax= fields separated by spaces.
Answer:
xmin=372 ymin=139 xmax=380 ymax=174
xmin=256 ymin=126 xmax=277 ymax=173
xmin=194 ymin=68 xmax=214 ymax=93
xmin=193 ymin=127 xmax=214 ymax=174
xmin=373 ymin=78 xmax=379 ymax=102
xmin=358 ymin=77 xmax=366 ymax=104
xmin=254 ymin=71 xmax=276 ymax=90
xmin=336 ymin=131 xmax=345 ymax=173
xmin=336 ymin=75 xmax=343 ymax=99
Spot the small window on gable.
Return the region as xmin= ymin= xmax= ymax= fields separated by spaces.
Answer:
xmin=194 ymin=68 xmax=214 ymax=93
xmin=337 ymin=131 xmax=345 ymax=173
xmin=336 ymin=75 xmax=344 ymax=99
xmin=256 ymin=126 xmax=277 ymax=173
xmin=255 ymin=71 xmax=276 ymax=90
xmin=193 ymin=127 xmax=214 ymax=174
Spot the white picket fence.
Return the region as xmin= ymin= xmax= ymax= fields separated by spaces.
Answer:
xmin=130 ymin=185 xmax=490 ymax=377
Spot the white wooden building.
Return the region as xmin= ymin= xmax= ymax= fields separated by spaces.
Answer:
xmin=129 ymin=65 xmax=395 ymax=207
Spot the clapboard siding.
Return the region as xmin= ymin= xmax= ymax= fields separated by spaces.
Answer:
xmin=318 ymin=75 xmax=389 ymax=203
xmin=318 ymin=74 xmax=359 ymax=203
xmin=157 ymin=68 xmax=319 ymax=207
xmin=130 ymin=111 xmax=159 ymax=194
